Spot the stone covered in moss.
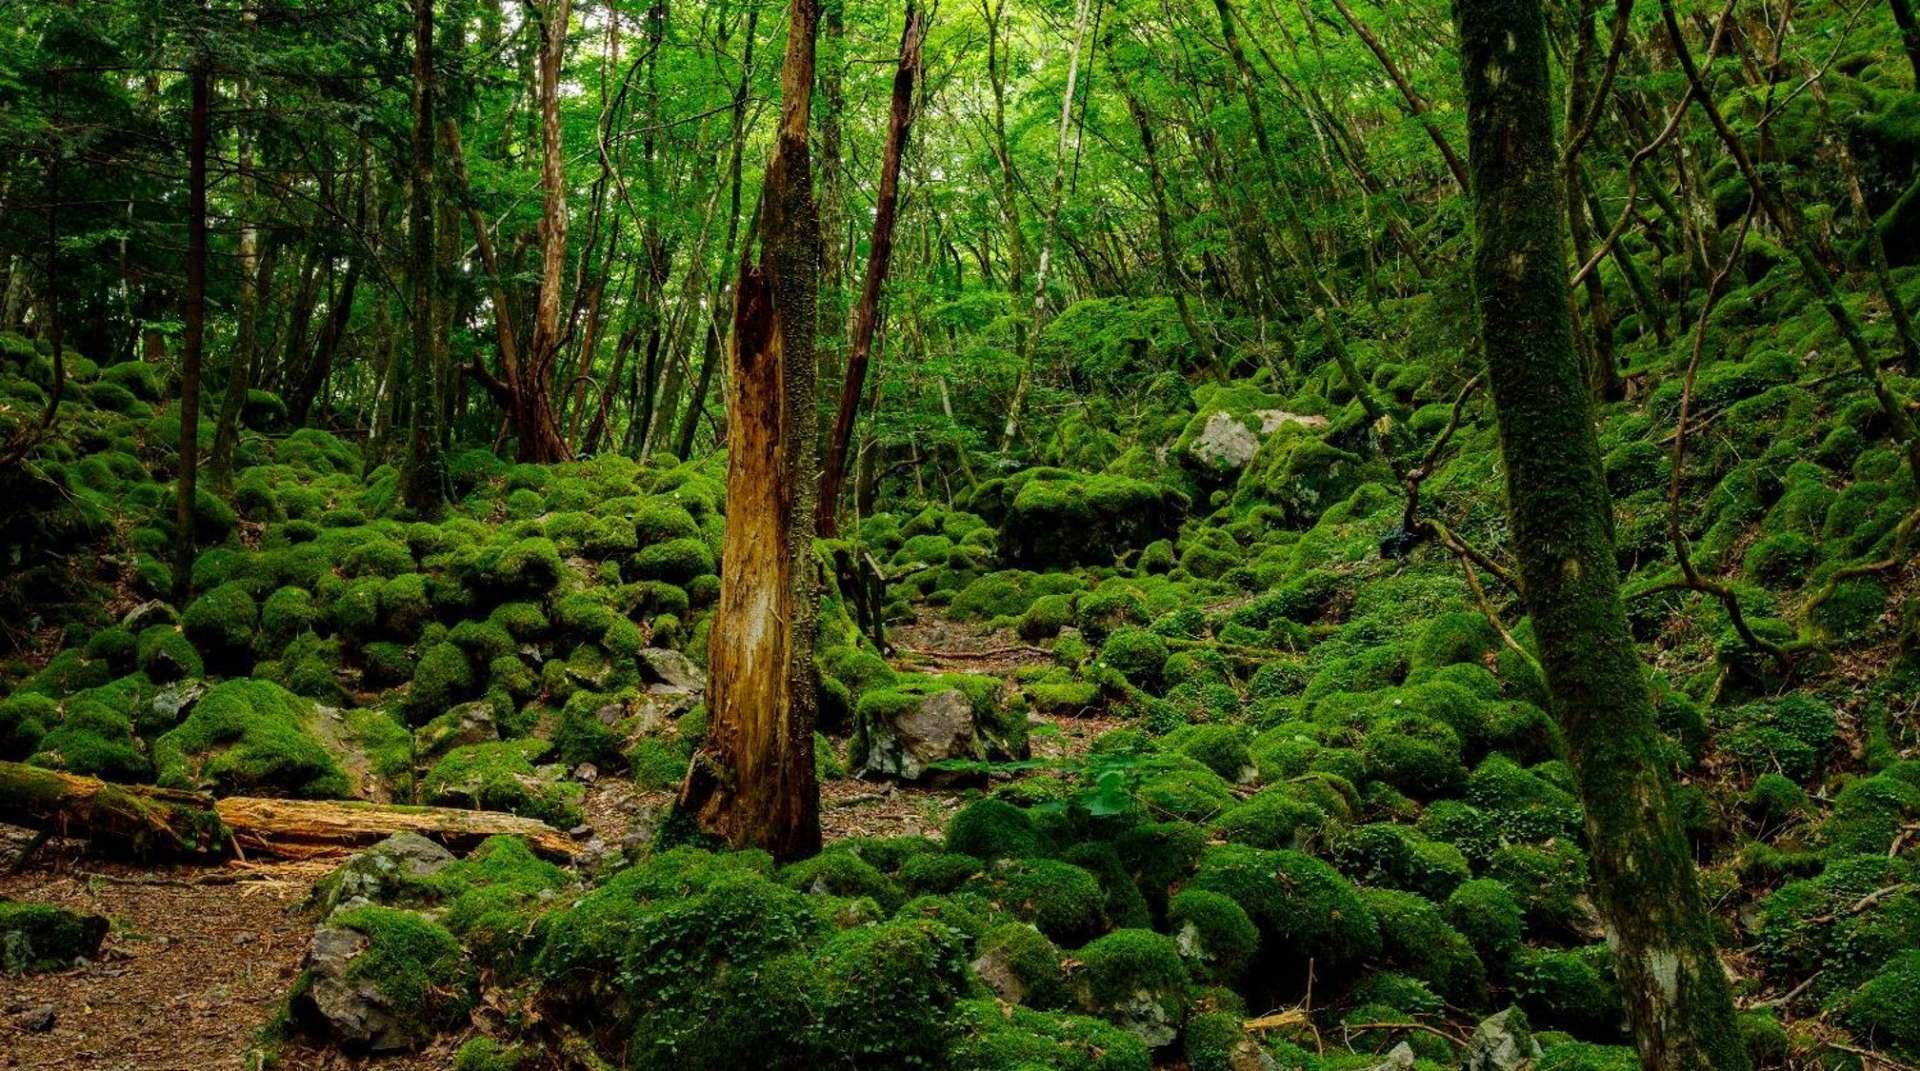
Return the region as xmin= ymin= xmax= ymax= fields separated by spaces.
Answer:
xmin=152 ymin=678 xmax=350 ymax=797
xmin=1070 ymin=928 xmax=1190 ymax=1048
xmin=946 ymin=998 xmax=1151 ymax=1071
xmin=965 ymin=858 xmax=1105 ymax=944
xmin=1185 ymin=844 xmax=1379 ymax=984
xmin=422 ymin=739 xmax=583 ymax=827
xmin=298 ymin=906 xmax=474 ymax=1051
xmin=0 ymin=899 xmax=108 ymax=973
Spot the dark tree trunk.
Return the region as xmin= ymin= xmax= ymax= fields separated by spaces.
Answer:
xmin=1453 ymin=3 xmax=1752 ymax=1069
xmin=175 ymin=17 xmax=211 ymax=606
xmin=817 ymin=0 xmax=926 ymax=537
xmin=678 ymin=0 xmax=825 ymax=862
xmin=1894 ymin=0 xmax=1920 ymax=87
xmin=402 ymin=0 xmax=445 ymax=516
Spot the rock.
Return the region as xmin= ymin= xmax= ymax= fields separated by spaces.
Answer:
xmin=1462 ymin=1007 xmax=1542 ymax=1071
xmin=313 ymin=832 xmax=455 ymax=913
xmin=121 ymin=600 xmax=178 ymax=632
xmin=415 ymin=701 xmax=499 ymax=759
xmin=14 ymin=1005 xmax=55 ymax=1032
xmin=969 ymin=944 xmax=1030 ymax=1005
xmin=1190 ymin=411 xmax=1262 ymax=471
xmin=619 ymin=802 xmax=666 ymax=856
xmin=572 ymin=836 xmax=621 ymax=876
xmin=572 ymin=762 xmax=599 ymax=783
xmin=1257 ymin=410 xmax=1327 ymax=435
xmin=1097 ymin=988 xmax=1178 ymax=1050
xmin=303 ymin=925 xmax=410 ymax=1051
xmin=856 ymin=689 xmax=983 ymax=783
xmin=636 ymin=647 xmax=703 ymax=694
xmin=150 ymin=679 xmax=207 ymax=725
xmin=1365 ymin=1042 xmax=1416 ymax=1071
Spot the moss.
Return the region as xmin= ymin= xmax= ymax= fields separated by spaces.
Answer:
xmin=1822 ymin=768 xmax=1920 ymax=855
xmin=947 ymin=999 xmax=1152 ymax=1071
xmin=0 ymin=693 xmax=55 ymax=759
xmin=83 ymin=627 xmax=137 ymax=672
xmin=423 ymin=739 xmax=583 ymax=827
xmin=1186 ymin=844 xmax=1378 ymax=982
xmin=483 ymin=536 xmax=563 ymax=595
xmin=1329 ymin=823 xmax=1471 ymax=902
xmin=814 ymin=917 xmax=971 ymax=1067
xmin=946 ymin=797 xmax=1040 ymax=860
xmin=965 ymin=859 xmax=1105 ymax=944
xmin=137 ymin=624 xmax=203 ymax=682
xmin=1467 ymin=754 xmax=1584 ymax=843
xmin=318 ymin=907 xmax=474 ymax=1049
xmin=406 ymin=641 xmax=475 ymax=723
xmin=1072 ymin=928 xmax=1189 ymax=1036
xmin=1755 ymin=855 xmax=1920 ymax=997
xmin=1444 ymin=878 xmax=1525 ymax=964
xmin=1487 ymin=840 xmax=1594 ymax=939
xmin=1362 ymin=712 xmax=1467 ymax=799
xmin=630 ymin=537 xmax=715 ymax=585
xmin=780 ymin=848 xmax=906 ymax=913
xmin=452 ymin=1038 xmax=528 ymax=1071
xmin=1511 ymin=945 xmax=1625 ymax=1039
xmin=260 ymin=586 xmax=317 ymax=653
xmin=153 ymin=679 xmax=350 ymax=798
xmin=1165 ymin=889 xmax=1258 ymax=985
xmin=0 ymin=900 xmax=108 ymax=973
xmin=181 ymin=582 xmax=258 ymax=667
xmin=1839 ymin=949 xmax=1920 ymax=1058
xmin=1362 ymin=887 xmax=1486 ymax=1005
xmin=1134 ymin=758 xmax=1238 ymax=822
xmin=1408 ymin=611 xmax=1499 ymax=677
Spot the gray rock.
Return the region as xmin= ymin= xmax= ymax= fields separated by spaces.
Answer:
xmin=150 ymin=679 xmax=207 ymax=725
xmin=314 ymin=832 xmax=455 ymax=913
xmin=1257 ymin=410 xmax=1328 ymax=435
xmin=1365 ymin=1042 xmax=1416 ymax=1071
xmin=415 ymin=701 xmax=498 ymax=759
xmin=572 ymin=762 xmax=599 ymax=783
xmin=1092 ymin=987 xmax=1179 ymax=1050
xmin=970 ymin=944 xmax=1031 ymax=1005
xmin=1190 ymin=411 xmax=1262 ymax=471
xmin=121 ymin=600 xmax=178 ymax=632
xmin=303 ymin=925 xmax=408 ymax=1051
xmin=636 ymin=647 xmax=704 ymax=694
xmin=856 ymin=688 xmax=983 ymax=783
xmin=619 ymin=802 xmax=666 ymax=857
xmin=1462 ymin=1007 xmax=1542 ymax=1071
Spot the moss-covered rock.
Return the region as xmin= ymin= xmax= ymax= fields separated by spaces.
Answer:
xmin=153 ymin=678 xmax=350 ymax=798
xmin=0 ymin=900 xmax=108 ymax=973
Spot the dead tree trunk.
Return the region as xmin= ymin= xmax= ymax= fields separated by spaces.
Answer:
xmin=817 ymin=0 xmax=927 ymax=537
xmin=676 ymin=0 xmax=826 ymax=862
xmin=1453 ymin=3 xmax=1752 ymax=1069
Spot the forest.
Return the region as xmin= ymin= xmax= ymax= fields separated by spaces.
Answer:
xmin=0 ymin=0 xmax=1918 ymax=1068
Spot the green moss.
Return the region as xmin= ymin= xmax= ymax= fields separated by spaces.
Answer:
xmin=0 ymin=900 xmax=108 ymax=973
xmin=1487 ymin=841 xmax=1594 ymax=939
xmin=406 ymin=641 xmax=475 ymax=723
xmin=780 ymin=848 xmax=906 ymax=912
xmin=1822 ymin=768 xmax=1920 ymax=855
xmin=965 ymin=859 xmax=1105 ymax=944
xmin=29 ymin=698 xmax=150 ymax=781
xmin=153 ymin=679 xmax=350 ymax=798
xmin=1444 ymin=878 xmax=1525 ymax=964
xmin=319 ymin=906 xmax=474 ymax=1048
xmin=1363 ymin=712 xmax=1467 ymax=799
xmin=137 ymin=624 xmax=203 ymax=682
xmin=1073 ymin=928 xmax=1189 ymax=1035
xmin=1361 ymin=887 xmax=1486 ymax=1005
xmin=947 ymin=999 xmax=1151 ymax=1071
xmin=423 ymin=739 xmax=583 ymax=827
xmin=0 ymin=693 xmax=55 ymax=759
xmin=452 ymin=1038 xmax=528 ymax=1071
xmin=181 ymin=582 xmax=258 ymax=667
xmin=1756 ymin=855 xmax=1920 ymax=997
xmin=1330 ymin=823 xmax=1471 ymax=901
xmin=1511 ymin=945 xmax=1625 ymax=1039
xmin=946 ymin=798 xmax=1040 ymax=860
xmin=1840 ymin=949 xmax=1920 ymax=1058
xmin=1467 ymin=754 xmax=1584 ymax=843
xmin=260 ymin=586 xmax=318 ymax=653
xmin=1186 ymin=844 xmax=1378 ymax=983
xmin=630 ymin=537 xmax=715 ymax=585
xmin=813 ymin=917 xmax=971 ymax=1067
xmin=1165 ymin=889 xmax=1257 ymax=984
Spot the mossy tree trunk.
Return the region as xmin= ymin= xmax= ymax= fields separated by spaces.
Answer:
xmin=677 ymin=0 xmax=825 ymax=863
xmin=174 ymin=8 xmax=211 ymax=607
xmin=1452 ymin=4 xmax=1751 ymax=1070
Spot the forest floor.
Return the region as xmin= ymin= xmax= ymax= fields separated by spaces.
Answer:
xmin=0 ymin=610 xmax=1116 ymax=1071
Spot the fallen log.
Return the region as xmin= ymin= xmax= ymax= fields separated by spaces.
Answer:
xmin=0 ymin=761 xmax=580 ymax=862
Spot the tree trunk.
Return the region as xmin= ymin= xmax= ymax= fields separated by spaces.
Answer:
xmin=817 ymin=0 xmax=926 ymax=537
xmin=1894 ymin=0 xmax=1920 ymax=88
xmin=1329 ymin=0 xmax=1472 ymax=190
xmin=518 ymin=0 xmax=575 ymax=463
xmin=175 ymin=17 xmax=211 ymax=607
xmin=1000 ymin=0 xmax=1094 ymax=452
xmin=1452 ymin=4 xmax=1752 ymax=1070
xmin=207 ymin=19 xmax=259 ymax=496
xmin=402 ymin=0 xmax=446 ymax=517
xmin=1122 ymin=79 xmax=1222 ymax=381
xmin=677 ymin=0 xmax=825 ymax=862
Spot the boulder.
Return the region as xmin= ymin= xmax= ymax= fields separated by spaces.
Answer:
xmin=1189 ymin=411 xmax=1261 ymax=471
xmin=1365 ymin=1042 xmax=1416 ymax=1071
xmin=636 ymin=647 xmax=703 ymax=694
xmin=416 ymin=701 xmax=499 ymax=759
xmin=312 ymin=832 xmax=455 ymax=913
xmin=1462 ymin=1007 xmax=1542 ymax=1071
xmin=150 ymin=679 xmax=207 ymax=725
xmin=856 ymin=689 xmax=982 ymax=783
xmin=121 ymin=600 xmax=179 ymax=633
xmin=303 ymin=926 xmax=408 ymax=1050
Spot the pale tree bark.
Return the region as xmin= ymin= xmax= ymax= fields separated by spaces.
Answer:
xmin=1000 ymin=0 xmax=1094 ymax=452
xmin=1453 ymin=3 xmax=1751 ymax=1069
xmin=816 ymin=0 xmax=927 ymax=537
xmin=519 ymin=0 xmax=575 ymax=462
xmin=677 ymin=0 xmax=826 ymax=862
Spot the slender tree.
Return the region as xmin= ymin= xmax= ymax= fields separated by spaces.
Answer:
xmin=817 ymin=0 xmax=927 ymax=537
xmin=402 ymin=0 xmax=445 ymax=516
xmin=1452 ymin=2 xmax=1751 ymax=1069
xmin=677 ymin=0 xmax=826 ymax=861
xmin=175 ymin=5 xmax=212 ymax=607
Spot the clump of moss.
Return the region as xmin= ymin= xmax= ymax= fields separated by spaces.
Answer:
xmin=1070 ymin=928 xmax=1190 ymax=1046
xmin=1329 ymin=822 xmax=1471 ymax=901
xmin=946 ymin=797 xmax=1041 ymax=860
xmin=1186 ymin=844 xmax=1378 ymax=984
xmin=0 ymin=900 xmax=108 ymax=973
xmin=306 ymin=906 xmax=475 ymax=1050
xmin=181 ymin=581 xmax=259 ymax=668
xmin=965 ymin=859 xmax=1106 ymax=944
xmin=1511 ymin=945 xmax=1625 ymax=1039
xmin=153 ymin=679 xmax=350 ymax=798
xmin=1362 ymin=886 xmax=1487 ymax=1005
xmin=946 ymin=998 xmax=1151 ymax=1071
xmin=813 ymin=916 xmax=971 ymax=1067
xmin=1467 ymin=753 xmax=1584 ymax=842
xmin=1165 ymin=888 xmax=1258 ymax=984
xmin=422 ymin=739 xmax=583 ymax=827
xmin=1097 ymin=627 xmax=1170 ymax=690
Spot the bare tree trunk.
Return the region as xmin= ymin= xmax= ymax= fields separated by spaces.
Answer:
xmin=208 ymin=12 xmax=259 ymax=494
xmin=817 ymin=0 xmax=926 ymax=537
xmin=519 ymin=0 xmax=575 ymax=463
xmin=402 ymin=0 xmax=446 ymax=517
xmin=175 ymin=12 xmax=211 ymax=606
xmin=1453 ymin=4 xmax=1752 ymax=1068
xmin=677 ymin=0 xmax=825 ymax=862
xmin=1000 ymin=0 xmax=1094 ymax=452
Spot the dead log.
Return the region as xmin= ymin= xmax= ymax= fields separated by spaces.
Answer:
xmin=0 ymin=761 xmax=580 ymax=862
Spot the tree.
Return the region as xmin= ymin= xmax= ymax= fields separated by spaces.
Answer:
xmin=1452 ymin=3 xmax=1751 ymax=1069
xmin=817 ymin=0 xmax=928 ymax=537
xmin=677 ymin=0 xmax=826 ymax=861
xmin=174 ymin=2 xmax=212 ymax=606
xmin=401 ymin=0 xmax=445 ymax=516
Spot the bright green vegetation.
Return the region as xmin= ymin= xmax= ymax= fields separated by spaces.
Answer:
xmin=0 ymin=900 xmax=108 ymax=973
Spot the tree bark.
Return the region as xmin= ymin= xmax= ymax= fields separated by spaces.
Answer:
xmin=677 ymin=0 xmax=826 ymax=862
xmin=817 ymin=0 xmax=926 ymax=537
xmin=175 ymin=14 xmax=211 ymax=606
xmin=402 ymin=0 xmax=446 ymax=517
xmin=1452 ymin=3 xmax=1751 ymax=1069
xmin=518 ymin=0 xmax=576 ymax=463
xmin=1893 ymin=0 xmax=1920 ymax=87
xmin=1000 ymin=0 xmax=1094 ymax=452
